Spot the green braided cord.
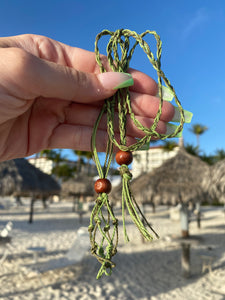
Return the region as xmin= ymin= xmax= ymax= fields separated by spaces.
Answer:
xmin=90 ymin=29 xmax=185 ymax=278
xmin=88 ymin=192 xmax=118 ymax=279
xmin=120 ymin=164 xmax=159 ymax=240
xmin=91 ymin=105 xmax=106 ymax=178
xmin=95 ymin=29 xmax=185 ymax=150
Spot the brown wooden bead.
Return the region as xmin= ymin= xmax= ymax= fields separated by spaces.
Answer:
xmin=94 ymin=178 xmax=112 ymax=194
xmin=115 ymin=150 xmax=133 ymax=166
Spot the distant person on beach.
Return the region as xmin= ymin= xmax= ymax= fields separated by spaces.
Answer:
xmin=0 ymin=34 xmax=175 ymax=162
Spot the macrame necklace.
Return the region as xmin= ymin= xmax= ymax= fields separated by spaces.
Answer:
xmin=89 ymin=29 xmax=185 ymax=279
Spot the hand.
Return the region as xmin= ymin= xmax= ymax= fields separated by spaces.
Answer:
xmin=0 ymin=34 xmax=175 ymax=162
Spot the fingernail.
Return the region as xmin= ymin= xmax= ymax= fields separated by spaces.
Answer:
xmin=166 ymin=123 xmax=183 ymax=138
xmin=172 ymin=107 xmax=193 ymax=123
xmin=157 ymin=86 xmax=174 ymax=101
xmin=97 ymin=72 xmax=134 ymax=90
xmin=113 ymin=73 xmax=134 ymax=90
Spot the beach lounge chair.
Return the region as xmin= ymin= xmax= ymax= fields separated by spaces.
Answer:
xmin=200 ymin=254 xmax=218 ymax=273
xmin=0 ymin=221 xmax=13 ymax=239
xmin=24 ymin=227 xmax=90 ymax=275
xmin=0 ymin=221 xmax=13 ymax=270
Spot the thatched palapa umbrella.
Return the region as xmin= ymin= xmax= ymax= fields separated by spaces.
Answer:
xmin=61 ymin=176 xmax=94 ymax=223
xmin=113 ymin=147 xmax=210 ymax=206
xmin=131 ymin=147 xmax=210 ymax=235
xmin=0 ymin=158 xmax=60 ymax=197
xmin=131 ymin=147 xmax=210 ymax=278
xmin=203 ymin=159 xmax=225 ymax=205
xmin=0 ymin=158 xmax=61 ymax=222
xmin=61 ymin=176 xmax=94 ymax=199
xmin=110 ymin=145 xmax=210 ymax=239
xmin=132 ymin=149 xmax=209 ymax=205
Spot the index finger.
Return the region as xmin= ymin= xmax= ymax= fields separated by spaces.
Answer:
xmin=60 ymin=46 xmax=158 ymax=95
xmin=1 ymin=35 xmax=158 ymax=97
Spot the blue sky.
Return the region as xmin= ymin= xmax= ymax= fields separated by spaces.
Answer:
xmin=1 ymin=0 xmax=225 ymax=159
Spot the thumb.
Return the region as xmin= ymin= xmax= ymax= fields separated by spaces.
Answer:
xmin=68 ymin=70 xmax=134 ymax=103
xmin=13 ymin=50 xmax=134 ymax=102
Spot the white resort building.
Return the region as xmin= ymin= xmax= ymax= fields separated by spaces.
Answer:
xmin=28 ymin=157 xmax=96 ymax=176
xmin=28 ymin=157 xmax=55 ymax=175
xmin=132 ymin=145 xmax=179 ymax=178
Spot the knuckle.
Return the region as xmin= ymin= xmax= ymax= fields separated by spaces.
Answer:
xmin=3 ymin=47 xmax=33 ymax=80
xmin=72 ymin=69 xmax=87 ymax=87
xmin=36 ymin=36 xmax=58 ymax=61
xmin=0 ymin=47 xmax=37 ymax=97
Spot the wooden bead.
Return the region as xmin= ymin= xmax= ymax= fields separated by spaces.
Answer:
xmin=115 ymin=150 xmax=133 ymax=166
xmin=94 ymin=178 xmax=112 ymax=194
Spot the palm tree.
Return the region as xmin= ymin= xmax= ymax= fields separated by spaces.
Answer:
xmin=73 ymin=150 xmax=93 ymax=175
xmin=189 ymin=124 xmax=208 ymax=150
xmin=85 ymin=151 xmax=93 ymax=175
xmin=184 ymin=143 xmax=215 ymax=165
xmin=214 ymin=149 xmax=225 ymax=163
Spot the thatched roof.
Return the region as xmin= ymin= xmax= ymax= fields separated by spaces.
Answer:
xmin=112 ymin=148 xmax=210 ymax=205
xmin=61 ymin=175 xmax=94 ymax=198
xmin=202 ymin=159 xmax=225 ymax=204
xmin=0 ymin=158 xmax=61 ymax=197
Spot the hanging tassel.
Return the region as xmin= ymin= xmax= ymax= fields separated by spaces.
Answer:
xmin=118 ymin=158 xmax=160 ymax=242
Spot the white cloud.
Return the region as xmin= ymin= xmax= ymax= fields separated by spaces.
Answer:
xmin=182 ymin=8 xmax=208 ymax=39
xmin=212 ymin=96 xmax=224 ymax=104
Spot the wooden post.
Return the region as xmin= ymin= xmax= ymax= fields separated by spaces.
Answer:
xmin=79 ymin=212 xmax=83 ymax=224
xmin=29 ymin=196 xmax=35 ymax=224
xmin=151 ymin=202 xmax=155 ymax=213
xmin=42 ymin=196 xmax=48 ymax=209
xmin=180 ymin=203 xmax=189 ymax=238
xmin=181 ymin=242 xmax=191 ymax=278
xmin=72 ymin=196 xmax=79 ymax=212
xmin=195 ymin=201 xmax=201 ymax=229
xmin=78 ymin=197 xmax=84 ymax=224
xmin=15 ymin=196 xmax=23 ymax=206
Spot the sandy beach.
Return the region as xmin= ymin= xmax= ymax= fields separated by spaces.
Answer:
xmin=0 ymin=199 xmax=225 ymax=300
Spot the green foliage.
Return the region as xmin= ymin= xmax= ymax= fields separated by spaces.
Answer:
xmin=162 ymin=141 xmax=178 ymax=152
xmin=72 ymin=150 xmax=93 ymax=174
xmin=184 ymin=143 xmax=199 ymax=156
xmin=214 ymin=149 xmax=225 ymax=162
xmin=40 ymin=149 xmax=65 ymax=163
xmin=184 ymin=143 xmax=225 ymax=166
xmin=189 ymin=124 xmax=208 ymax=135
xmin=73 ymin=150 xmax=92 ymax=161
xmin=52 ymin=164 xmax=76 ymax=181
xmin=199 ymin=153 xmax=215 ymax=165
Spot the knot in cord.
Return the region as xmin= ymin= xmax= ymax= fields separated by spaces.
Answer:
xmin=88 ymin=225 xmax=94 ymax=232
xmin=119 ymin=164 xmax=132 ymax=181
xmin=104 ymin=224 xmax=110 ymax=232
